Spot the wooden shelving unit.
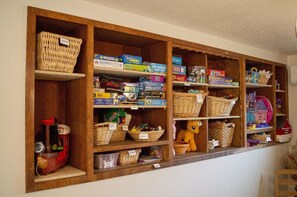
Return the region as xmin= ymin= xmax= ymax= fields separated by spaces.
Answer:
xmin=25 ymin=7 xmax=289 ymax=192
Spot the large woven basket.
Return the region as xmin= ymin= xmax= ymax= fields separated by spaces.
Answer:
xmin=36 ymin=31 xmax=82 ymax=73
xmin=173 ymin=92 xmax=208 ymax=118
xmin=93 ymin=122 xmax=116 ymax=145
xmin=128 ymin=130 xmax=164 ymax=142
xmin=118 ymin=149 xmax=141 ymax=166
xmin=110 ymin=124 xmax=127 ymax=142
xmin=208 ymin=121 xmax=235 ymax=147
xmin=207 ymin=96 xmax=238 ymax=116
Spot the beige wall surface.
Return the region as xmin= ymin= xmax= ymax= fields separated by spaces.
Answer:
xmin=0 ymin=0 xmax=291 ymax=196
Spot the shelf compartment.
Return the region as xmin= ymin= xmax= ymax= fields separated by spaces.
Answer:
xmin=93 ymin=140 xmax=169 ymax=153
xmin=93 ymin=105 xmax=167 ymax=109
xmin=208 ymin=84 xmax=239 ymax=89
xmin=94 ymin=66 xmax=166 ymax=78
xmin=35 ymin=70 xmax=86 ymax=81
xmin=34 ymin=165 xmax=86 ymax=183
xmin=246 ymin=126 xmax=274 ymax=135
xmin=174 ymin=117 xmax=209 ymax=121
xmin=246 ymin=83 xmax=272 ymax=88
xmin=208 ymin=116 xmax=241 ymax=120
xmin=173 ymin=81 xmax=208 ymax=87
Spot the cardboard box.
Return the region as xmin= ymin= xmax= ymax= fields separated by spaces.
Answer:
xmin=94 ymin=54 xmax=120 ymax=62
xmin=94 ymin=59 xmax=123 ymax=69
xmin=93 ymin=98 xmax=118 ymax=105
xmin=120 ymin=54 xmax=142 ymax=65
xmin=207 ymin=69 xmax=225 ymax=77
xmin=124 ymin=64 xmax=150 ymax=72
xmin=137 ymin=99 xmax=167 ymax=106
xmin=143 ymin=62 xmax=167 ymax=73
xmin=173 ymin=65 xmax=186 ymax=75
xmin=172 ymin=74 xmax=186 ymax=82
xmin=172 ymin=56 xmax=182 ymax=65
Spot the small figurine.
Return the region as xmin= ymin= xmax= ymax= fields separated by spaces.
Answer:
xmin=176 ymin=120 xmax=202 ymax=152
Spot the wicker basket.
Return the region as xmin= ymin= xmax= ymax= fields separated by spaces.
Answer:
xmin=173 ymin=141 xmax=189 ymax=155
xmin=128 ymin=130 xmax=164 ymax=142
xmin=208 ymin=121 xmax=235 ymax=147
xmin=110 ymin=124 xmax=127 ymax=142
xmin=258 ymin=72 xmax=273 ymax=85
xmin=93 ymin=122 xmax=116 ymax=145
xmin=173 ymin=92 xmax=208 ymax=118
xmin=207 ymin=96 xmax=238 ymax=116
xmin=36 ymin=31 xmax=82 ymax=73
xmin=118 ymin=149 xmax=141 ymax=166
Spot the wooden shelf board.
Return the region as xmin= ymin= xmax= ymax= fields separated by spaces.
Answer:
xmin=246 ymin=126 xmax=274 ymax=134
xmin=35 ymin=70 xmax=85 ymax=81
xmin=246 ymin=83 xmax=272 ymax=88
xmin=174 ymin=117 xmax=209 ymax=121
xmin=173 ymin=81 xmax=208 ymax=87
xmin=93 ymin=140 xmax=169 ymax=153
xmin=93 ymin=105 xmax=166 ymax=109
xmin=34 ymin=165 xmax=86 ymax=183
xmin=94 ymin=66 xmax=166 ymax=77
xmin=276 ymin=89 xmax=285 ymax=93
xmin=173 ymin=147 xmax=243 ymax=164
xmin=208 ymin=84 xmax=240 ymax=89
xmin=276 ymin=113 xmax=286 ymax=117
xmin=208 ymin=116 xmax=241 ymax=119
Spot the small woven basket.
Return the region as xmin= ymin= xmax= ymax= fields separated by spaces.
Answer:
xmin=173 ymin=92 xmax=208 ymax=118
xmin=110 ymin=124 xmax=127 ymax=142
xmin=209 ymin=121 xmax=235 ymax=147
xmin=173 ymin=141 xmax=189 ymax=155
xmin=128 ymin=130 xmax=164 ymax=142
xmin=207 ymin=96 xmax=238 ymax=116
xmin=93 ymin=122 xmax=116 ymax=145
xmin=258 ymin=73 xmax=272 ymax=85
xmin=36 ymin=31 xmax=82 ymax=73
xmin=118 ymin=149 xmax=141 ymax=166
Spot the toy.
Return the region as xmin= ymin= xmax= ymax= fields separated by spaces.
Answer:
xmin=176 ymin=120 xmax=202 ymax=152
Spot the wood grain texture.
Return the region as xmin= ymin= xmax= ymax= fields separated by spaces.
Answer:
xmin=26 ymin=6 xmax=288 ymax=192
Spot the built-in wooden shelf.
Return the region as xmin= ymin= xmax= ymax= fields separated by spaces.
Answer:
xmin=94 ymin=66 xmax=166 ymax=78
xmin=93 ymin=105 xmax=166 ymax=109
xmin=246 ymin=126 xmax=274 ymax=135
xmin=34 ymin=165 xmax=86 ymax=183
xmin=208 ymin=116 xmax=241 ymax=120
xmin=93 ymin=140 xmax=169 ymax=153
xmin=173 ymin=81 xmax=208 ymax=87
xmin=35 ymin=70 xmax=85 ymax=81
xmin=173 ymin=117 xmax=209 ymax=121
xmin=208 ymin=84 xmax=239 ymax=89
xmin=246 ymin=83 xmax=272 ymax=88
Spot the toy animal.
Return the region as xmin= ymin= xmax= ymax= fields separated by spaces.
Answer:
xmin=176 ymin=120 xmax=202 ymax=152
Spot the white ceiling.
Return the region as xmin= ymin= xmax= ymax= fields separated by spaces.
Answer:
xmin=86 ymin=0 xmax=297 ymax=56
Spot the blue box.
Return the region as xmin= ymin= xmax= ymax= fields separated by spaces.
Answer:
xmin=94 ymin=54 xmax=120 ymax=62
xmin=143 ymin=62 xmax=167 ymax=73
xmin=172 ymin=56 xmax=182 ymax=65
xmin=139 ymin=81 xmax=165 ymax=91
xmin=173 ymin=65 xmax=186 ymax=75
xmin=137 ymin=99 xmax=167 ymax=106
xmin=120 ymin=54 xmax=142 ymax=65
xmin=93 ymin=98 xmax=118 ymax=105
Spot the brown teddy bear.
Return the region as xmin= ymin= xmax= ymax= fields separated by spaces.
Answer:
xmin=176 ymin=120 xmax=202 ymax=152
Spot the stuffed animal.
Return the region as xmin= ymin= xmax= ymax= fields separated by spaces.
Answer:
xmin=176 ymin=120 xmax=202 ymax=152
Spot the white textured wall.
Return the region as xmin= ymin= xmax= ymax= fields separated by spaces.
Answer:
xmin=0 ymin=0 xmax=290 ymax=196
